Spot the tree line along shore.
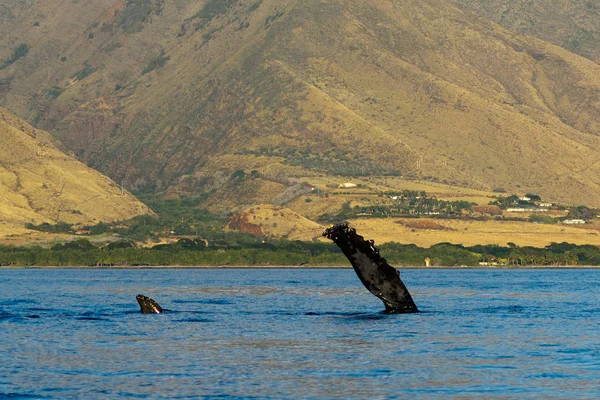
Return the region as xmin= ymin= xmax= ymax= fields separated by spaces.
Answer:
xmin=1 ymin=239 xmax=599 ymax=267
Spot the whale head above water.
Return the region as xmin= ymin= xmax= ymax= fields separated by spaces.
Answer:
xmin=136 ymin=294 xmax=164 ymax=314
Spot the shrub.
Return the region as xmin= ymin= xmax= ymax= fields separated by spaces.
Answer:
xmin=106 ymin=240 xmax=136 ymax=250
xmin=190 ymin=0 xmax=237 ymax=31
xmin=230 ymin=169 xmax=246 ymax=180
xmin=529 ymin=214 xmax=556 ymax=224
xmin=264 ymin=10 xmax=284 ymax=27
xmin=525 ymin=193 xmax=542 ymax=201
xmin=142 ymin=49 xmax=169 ymax=74
xmin=52 ymin=239 xmax=96 ymax=251
xmin=25 ymin=222 xmax=73 ymax=234
xmin=119 ymin=0 xmax=153 ymax=33
xmin=47 ymin=86 xmax=63 ymax=99
xmin=72 ymin=63 xmax=97 ymax=81
xmin=567 ymin=206 xmax=598 ymax=220
xmin=0 ymin=43 xmax=29 ymax=70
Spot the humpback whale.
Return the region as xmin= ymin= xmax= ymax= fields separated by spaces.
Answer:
xmin=323 ymin=223 xmax=418 ymax=313
xmin=136 ymin=294 xmax=164 ymax=314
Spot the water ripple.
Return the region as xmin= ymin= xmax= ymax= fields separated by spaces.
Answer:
xmin=1 ymin=268 xmax=599 ymax=398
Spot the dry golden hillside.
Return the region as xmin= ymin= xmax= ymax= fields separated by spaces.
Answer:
xmin=454 ymin=0 xmax=600 ymax=63
xmin=2 ymin=0 xmax=600 ymax=208
xmin=0 ymin=108 xmax=150 ymax=237
xmin=349 ymin=218 xmax=600 ymax=248
xmin=227 ymin=204 xmax=324 ymax=241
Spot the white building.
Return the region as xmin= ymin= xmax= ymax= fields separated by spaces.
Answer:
xmin=562 ymin=219 xmax=586 ymax=224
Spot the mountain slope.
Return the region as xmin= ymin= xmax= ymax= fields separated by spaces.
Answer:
xmin=453 ymin=0 xmax=600 ymax=64
xmin=0 ymin=108 xmax=150 ymax=235
xmin=3 ymin=0 xmax=600 ymax=207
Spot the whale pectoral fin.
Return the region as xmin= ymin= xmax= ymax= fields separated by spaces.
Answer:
xmin=136 ymin=294 xmax=164 ymax=314
xmin=323 ymin=223 xmax=418 ymax=313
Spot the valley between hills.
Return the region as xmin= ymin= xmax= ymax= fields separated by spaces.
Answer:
xmin=2 ymin=0 xmax=600 ymax=255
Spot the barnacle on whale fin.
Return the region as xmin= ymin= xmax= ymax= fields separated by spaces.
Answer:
xmin=323 ymin=223 xmax=418 ymax=313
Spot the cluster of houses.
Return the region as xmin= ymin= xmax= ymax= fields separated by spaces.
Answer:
xmin=503 ymin=196 xmax=589 ymax=224
xmin=504 ymin=196 xmax=552 ymax=212
xmin=320 ymin=184 xmax=597 ymax=225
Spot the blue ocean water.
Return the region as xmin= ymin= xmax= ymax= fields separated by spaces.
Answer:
xmin=1 ymin=268 xmax=599 ymax=399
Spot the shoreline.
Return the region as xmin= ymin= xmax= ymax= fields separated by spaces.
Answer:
xmin=2 ymin=265 xmax=600 ymax=269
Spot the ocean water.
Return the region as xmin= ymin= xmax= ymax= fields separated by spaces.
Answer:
xmin=1 ymin=268 xmax=599 ymax=399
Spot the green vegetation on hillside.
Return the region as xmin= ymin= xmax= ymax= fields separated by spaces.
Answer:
xmin=72 ymin=63 xmax=97 ymax=81
xmin=319 ymin=190 xmax=475 ymax=222
xmin=118 ymin=0 xmax=160 ymax=33
xmin=47 ymin=86 xmax=63 ymax=99
xmin=25 ymin=196 xmax=229 ymax=241
xmin=142 ymin=49 xmax=170 ymax=75
xmin=0 ymin=43 xmax=28 ymax=69
xmin=454 ymin=0 xmax=600 ymax=63
xmin=242 ymin=148 xmax=401 ymax=176
xmin=189 ymin=0 xmax=237 ymax=31
xmin=24 ymin=222 xmax=73 ymax=234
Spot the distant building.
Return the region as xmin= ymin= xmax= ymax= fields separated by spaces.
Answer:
xmin=339 ymin=182 xmax=357 ymax=189
xmin=507 ymin=207 xmax=548 ymax=212
xmin=563 ymin=219 xmax=586 ymax=224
